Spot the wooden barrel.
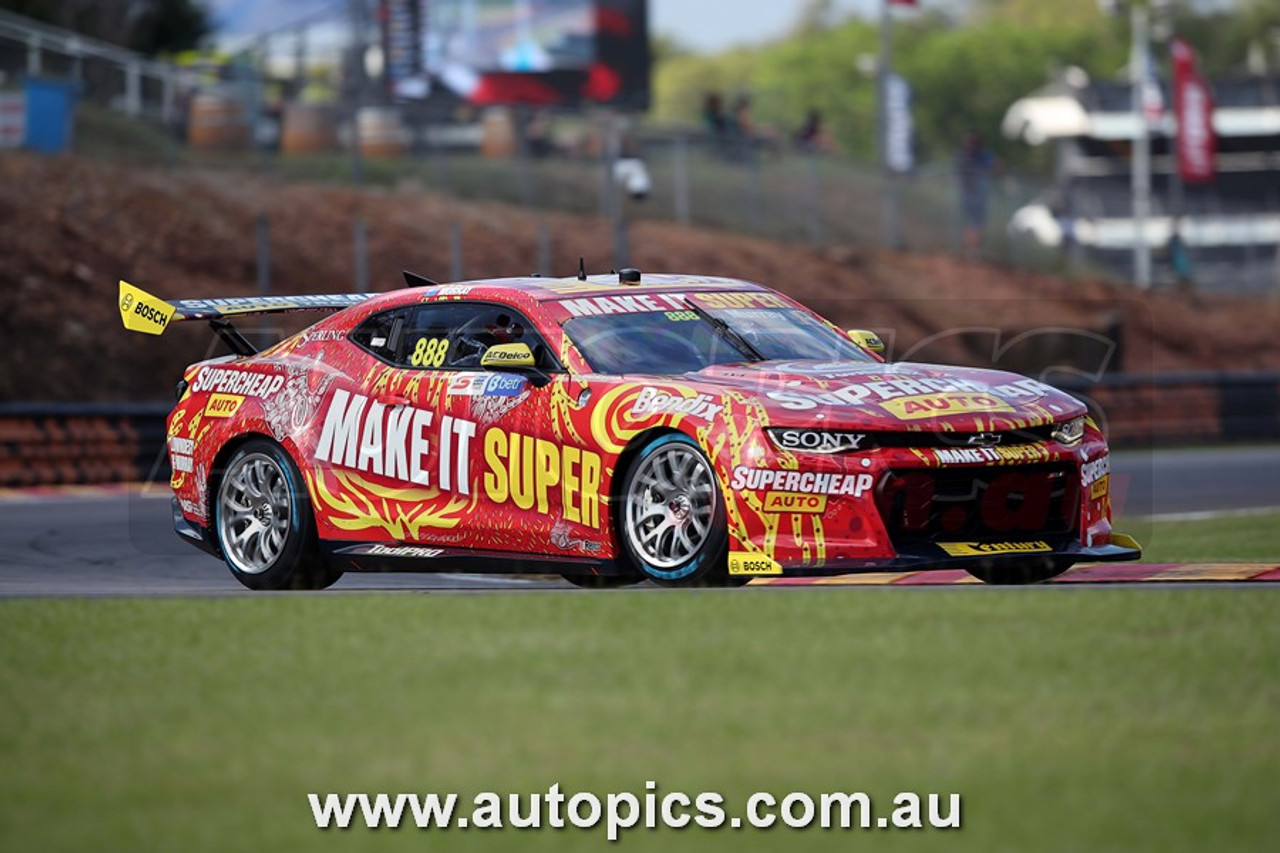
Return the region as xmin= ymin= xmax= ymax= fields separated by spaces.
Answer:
xmin=480 ymin=107 xmax=517 ymax=159
xmin=187 ymin=91 xmax=248 ymax=151
xmin=357 ymin=107 xmax=407 ymax=159
xmin=281 ymin=103 xmax=338 ymax=155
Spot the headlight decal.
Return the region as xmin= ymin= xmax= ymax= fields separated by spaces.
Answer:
xmin=1052 ymin=416 xmax=1086 ymax=447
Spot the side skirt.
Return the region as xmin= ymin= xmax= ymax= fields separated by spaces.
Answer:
xmin=321 ymin=542 xmax=619 ymax=576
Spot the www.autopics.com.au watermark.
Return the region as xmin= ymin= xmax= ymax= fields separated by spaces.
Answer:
xmin=309 ymin=783 xmax=962 ymax=840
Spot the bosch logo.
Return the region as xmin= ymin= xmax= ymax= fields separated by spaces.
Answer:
xmin=134 ymin=301 xmax=168 ymax=327
xmin=120 ymin=294 xmax=134 ymax=311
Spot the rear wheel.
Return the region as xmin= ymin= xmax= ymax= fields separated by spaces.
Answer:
xmin=214 ymin=439 xmax=342 ymax=591
xmin=618 ymin=434 xmax=735 ymax=588
xmin=964 ymin=558 xmax=1075 ymax=585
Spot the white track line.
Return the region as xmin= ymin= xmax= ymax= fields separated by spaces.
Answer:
xmin=1137 ymin=505 xmax=1280 ymax=523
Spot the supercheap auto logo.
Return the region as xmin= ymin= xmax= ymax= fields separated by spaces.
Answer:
xmin=765 ymin=376 xmax=1055 ymax=420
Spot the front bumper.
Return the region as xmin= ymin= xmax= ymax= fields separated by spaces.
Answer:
xmin=172 ymin=499 xmax=220 ymax=558
xmin=732 ymin=533 xmax=1142 ymax=578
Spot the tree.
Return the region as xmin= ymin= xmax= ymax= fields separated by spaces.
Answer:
xmin=0 ymin=0 xmax=210 ymax=56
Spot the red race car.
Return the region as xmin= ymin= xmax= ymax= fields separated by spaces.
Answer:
xmin=119 ymin=270 xmax=1140 ymax=590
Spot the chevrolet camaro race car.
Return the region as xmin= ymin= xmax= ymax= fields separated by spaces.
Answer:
xmin=119 ymin=270 xmax=1140 ymax=590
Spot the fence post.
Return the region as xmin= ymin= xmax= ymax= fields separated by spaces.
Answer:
xmin=125 ymin=61 xmax=142 ymax=117
xmin=537 ymin=221 xmax=551 ymax=277
xmin=161 ymin=67 xmax=175 ymax=126
xmin=354 ymin=217 xmax=369 ymax=292
xmin=68 ymin=36 xmax=83 ymax=84
xmin=673 ymin=133 xmax=691 ymax=226
xmin=256 ymin=214 xmax=271 ymax=297
xmin=805 ymin=153 xmax=824 ymax=248
xmin=747 ymin=145 xmax=763 ymax=234
xmin=26 ymin=33 xmax=40 ymax=77
xmin=255 ymin=214 xmax=271 ymax=344
xmin=450 ymin=222 xmax=464 ymax=281
xmin=516 ymin=106 xmax=534 ymax=208
xmin=606 ymin=122 xmax=631 ymax=270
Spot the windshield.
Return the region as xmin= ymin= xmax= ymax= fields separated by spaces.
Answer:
xmin=564 ymin=305 xmax=876 ymax=375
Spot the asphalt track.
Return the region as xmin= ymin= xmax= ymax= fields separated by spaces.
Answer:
xmin=1 ymin=446 xmax=1277 ymax=597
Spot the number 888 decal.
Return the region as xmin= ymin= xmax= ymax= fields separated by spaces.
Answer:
xmin=410 ymin=337 xmax=449 ymax=367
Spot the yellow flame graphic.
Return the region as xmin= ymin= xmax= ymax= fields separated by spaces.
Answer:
xmin=308 ymin=467 xmax=476 ymax=540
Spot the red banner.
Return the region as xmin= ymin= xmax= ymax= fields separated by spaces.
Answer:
xmin=1172 ymin=38 xmax=1216 ymax=185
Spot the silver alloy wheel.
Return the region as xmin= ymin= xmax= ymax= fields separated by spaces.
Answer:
xmin=625 ymin=442 xmax=717 ymax=570
xmin=217 ymin=452 xmax=292 ymax=575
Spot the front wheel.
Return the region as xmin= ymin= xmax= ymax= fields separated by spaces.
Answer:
xmin=618 ymin=434 xmax=735 ymax=587
xmin=964 ymin=558 xmax=1075 ymax=585
xmin=214 ymin=439 xmax=342 ymax=591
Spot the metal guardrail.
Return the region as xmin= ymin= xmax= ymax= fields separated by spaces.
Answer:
xmin=0 ymin=8 xmax=176 ymax=122
xmin=2 ymin=373 xmax=1278 ymax=487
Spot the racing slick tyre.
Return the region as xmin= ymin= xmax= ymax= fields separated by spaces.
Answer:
xmin=618 ymin=433 xmax=737 ymax=588
xmin=559 ymin=572 xmax=646 ymax=589
xmin=964 ymin=557 xmax=1075 ymax=585
xmin=214 ymin=439 xmax=342 ymax=591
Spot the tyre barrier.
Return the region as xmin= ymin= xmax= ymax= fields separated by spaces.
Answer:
xmin=1056 ymin=371 xmax=1280 ymax=447
xmin=0 ymin=404 xmax=170 ymax=488
xmin=2 ymin=373 xmax=1278 ymax=487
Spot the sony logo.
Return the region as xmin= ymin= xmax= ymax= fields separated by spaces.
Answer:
xmin=771 ymin=430 xmax=867 ymax=453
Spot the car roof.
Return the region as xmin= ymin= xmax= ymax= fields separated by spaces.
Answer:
xmin=354 ymin=273 xmax=770 ymax=313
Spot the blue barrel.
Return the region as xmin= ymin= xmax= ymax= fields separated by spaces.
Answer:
xmin=23 ymin=78 xmax=77 ymax=153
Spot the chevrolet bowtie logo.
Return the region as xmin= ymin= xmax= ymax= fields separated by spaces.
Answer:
xmin=966 ymin=433 xmax=1002 ymax=448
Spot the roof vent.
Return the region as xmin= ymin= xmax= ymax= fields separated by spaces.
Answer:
xmin=618 ymin=268 xmax=642 ymax=285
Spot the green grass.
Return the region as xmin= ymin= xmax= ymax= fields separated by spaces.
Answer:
xmin=74 ymin=105 xmax=180 ymax=164
xmin=1121 ymin=512 xmax=1280 ymax=564
xmin=2 ymin=590 xmax=1277 ymax=852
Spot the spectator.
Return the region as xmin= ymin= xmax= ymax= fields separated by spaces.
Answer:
xmin=795 ymin=109 xmax=837 ymax=154
xmin=956 ymin=130 xmax=997 ymax=259
xmin=702 ymin=92 xmax=728 ymax=136
xmin=1165 ymin=216 xmax=1194 ymax=291
xmin=730 ymin=93 xmax=755 ymax=137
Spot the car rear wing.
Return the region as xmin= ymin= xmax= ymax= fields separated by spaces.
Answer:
xmin=118 ymin=280 xmax=375 ymax=355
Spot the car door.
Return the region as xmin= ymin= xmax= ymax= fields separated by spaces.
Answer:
xmin=311 ymin=299 xmax=597 ymax=556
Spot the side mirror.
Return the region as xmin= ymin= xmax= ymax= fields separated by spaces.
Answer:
xmin=480 ymin=343 xmax=536 ymax=368
xmin=480 ymin=343 xmax=552 ymax=388
xmin=847 ymin=329 xmax=886 ymax=357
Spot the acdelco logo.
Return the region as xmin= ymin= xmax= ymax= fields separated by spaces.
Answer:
xmin=485 ymin=349 xmax=527 ymax=363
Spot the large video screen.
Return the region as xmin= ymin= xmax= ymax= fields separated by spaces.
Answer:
xmin=381 ymin=0 xmax=650 ymax=109
xmin=427 ymin=0 xmax=596 ymax=73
